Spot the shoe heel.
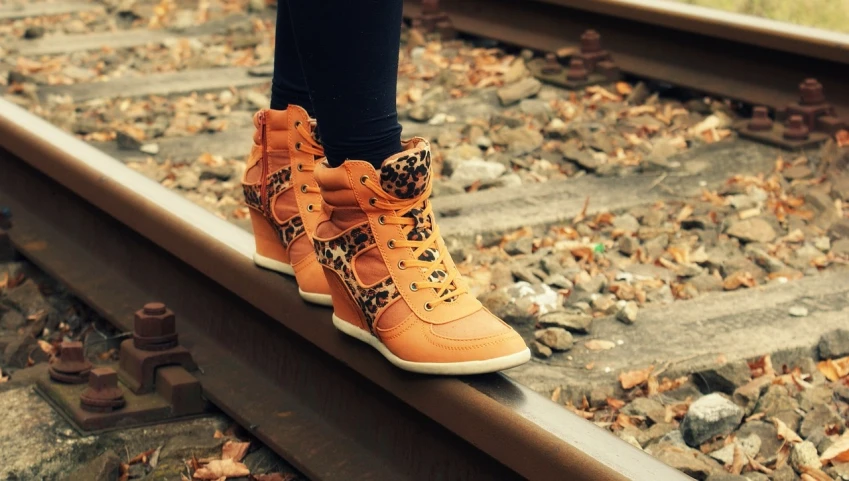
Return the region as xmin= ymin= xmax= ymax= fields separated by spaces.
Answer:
xmin=249 ymin=207 xmax=294 ymax=275
xmin=321 ymin=267 xmax=368 ymax=331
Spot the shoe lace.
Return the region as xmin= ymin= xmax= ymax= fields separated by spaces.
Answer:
xmin=362 ymin=176 xmax=468 ymax=308
xmin=294 ymin=121 xmax=323 ymax=196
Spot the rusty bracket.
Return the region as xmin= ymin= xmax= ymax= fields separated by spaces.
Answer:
xmin=409 ymin=0 xmax=455 ymax=39
xmin=36 ymin=302 xmax=208 ymax=432
xmin=735 ymin=78 xmax=846 ymax=149
xmin=528 ymin=30 xmax=621 ymax=89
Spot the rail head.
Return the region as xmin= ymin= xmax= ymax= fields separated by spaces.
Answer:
xmin=538 ymin=0 xmax=849 ymax=64
xmin=0 ymin=97 xmax=690 ymax=480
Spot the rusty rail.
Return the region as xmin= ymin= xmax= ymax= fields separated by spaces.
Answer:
xmin=0 ymin=100 xmax=687 ymax=479
xmin=404 ymin=0 xmax=849 ymax=114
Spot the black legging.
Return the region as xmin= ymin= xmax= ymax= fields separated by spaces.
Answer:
xmin=270 ymin=0 xmax=403 ymax=168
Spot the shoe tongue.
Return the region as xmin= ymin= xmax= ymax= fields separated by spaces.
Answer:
xmin=379 ymin=139 xmax=431 ymax=199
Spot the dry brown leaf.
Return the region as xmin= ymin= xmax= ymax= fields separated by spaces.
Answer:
xmin=607 ymin=397 xmax=625 ymax=410
xmin=550 ymin=387 xmax=562 ymax=402
xmin=619 ymin=366 xmax=654 ymax=390
xmin=723 ymin=271 xmax=756 ymax=290
xmin=836 ymin=129 xmax=849 ymax=148
xmin=193 ymin=459 xmax=250 ymax=480
xmin=729 ymin=443 xmax=746 ymax=475
xmin=221 ymin=441 xmax=250 ymax=462
xmin=800 ymin=466 xmax=835 ymax=481
xmin=570 ymin=246 xmax=594 ymax=262
xmin=615 ymin=82 xmax=632 ymax=95
xmin=772 ymin=417 xmax=803 ymax=444
xmin=250 ymin=474 xmax=298 ymax=481
xmin=676 ymin=204 xmax=694 ymax=222
xmin=573 ymin=196 xmax=590 ymax=224
xmin=585 ymin=340 xmax=615 ymax=351
xmin=817 ymin=356 xmax=849 ymax=381
xmin=820 ymin=435 xmax=849 ymax=465
xmin=747 ymin=453 xmax=774 ymax=474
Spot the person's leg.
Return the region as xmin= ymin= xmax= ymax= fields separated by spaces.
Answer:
xmin=270 ymin=0 xmax=313 ymax=114
xmin=287 ymin=0 xmax=403 ymax=168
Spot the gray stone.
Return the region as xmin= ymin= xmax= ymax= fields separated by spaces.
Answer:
xmin=408 ymin=102 xmax=436 ymax=122
xmin=544 ymin=274 xmax=573 ymax=289
xmin=800 ymin=404 xmax=843 ymax=438
xmin=622 ymin=397 xmax=666 ymax=424
xmin=708 ymin=434 xmax=761 ymax=465
xmin=818 ymin=329 xmax=849 ymax=359
xmin=504 ymin=237 xmax=534 ymax=256
xmin=23 ymin=26 xmax=46 ymax=40
xmin=176 ymin=170 xmax=200 ymax=190
xmin=637 ymin=422 xmax=677 ymax=447
xmin=489 ymin=127 xmax=544 ymax=155
xmin=243 ymin=91 xmax=270 ymax=110
xmin=726 ymin=218 xmax=777 ymax=243
xmin=680 ymin=393 xmax=744 ymax=447
xmin=530 ymin=341 xmax=552 ymax=358
xmin=790 ymin=441 xmax=821 ymax=471
xmin=797 ymin=384 xmax=835 ymax=412
xmin=615 ymin=301 xmax=638 ymax=325
xmin=199 ymin=164 xmax=233 ymax=181
xmin=829 ymin=218 xmax=849 ymax=239
xmin=2 ymin=280 xmax=50 ymax=317
xmin=688 ymin=274 xmax=724 ymax=293
xmin=534 ymin=328 xmax=573 ymax=351
xmin=496 ymin=77 xmax=542 ymax=106
xmin=754 ymin=385 xmax=801 ymax=431
xmin=651 ymin=444 xmax=724 ymax=480
xmin=743 ymin=474 xmax=770 ymax=481
xmin=657 ymin=429 xmax=688 ymax=449
xmin=613 ymin=214 xmax=640 ymax=233
xmin=619 ymin=236 xmax=639 ymax=256
xmin=3 ymin=336 xmax=36 ymax=368
xmin=788 ymin=306 xmax=809 ymax=317
xmin=769 ymin=465 xmax=799 ymax=481
xmin=450 ymin=159 xmax=506 ymax=187
xmin=737 ymin=421 xmax=783 ymax=462
xmin=0 ymin=310 xmax=25 ymax=330
xmin=732 ymin=376 xmax=773 ymax=415
xmin=561 ymin=146 xmax=603 ymax=171
xmin=431 ymin=180 xmax=465 ymax=197
xmin=537 ymin=310 xmax=593 ymax=334
xmin=693 ymin=360 xmax=752 ymax=395
xmin=706 ymin=475 xmax=750 ymax=481
xmin=61 ymin=451 xmax=121 ymax=481
xmin=831 ymin=238 xmax=849 ymax=256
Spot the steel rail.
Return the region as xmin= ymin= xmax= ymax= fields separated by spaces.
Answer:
xmin=404 ymin=0 xmax=849 ymax=114
xmin=0 ymin=99 xmax=688 ymax=479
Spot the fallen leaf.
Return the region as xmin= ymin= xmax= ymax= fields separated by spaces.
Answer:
xmin=723 ymin=271 xmax=756 ymax=290
xmin=607 ymin=397 xmax=625 ymax=410
xmin=573 ymin=196 xmax=590 ymax=224
xmin=619 ymin=366 xmax=654 ymax=390
xmin=615 ymin=82 xmax=632 ymax=95
xmin=836 ymin=129 xmax=849 ymax=148
xmin=729 ymin=443 xmax=746 ymax=474
xmin=550 ymin=387 xmax=562 ymax=402
xmin=820 ymin=435 xmax=849 ymax=465
xmin=772 ymin=417 xmax=803 ymax=444
xmin=747 ymin=453 xmax=773 ymax=474
xmin=250 ymin=474 xmax=298 ymax=481
xmin=817 ymin=356 xmax=849 ymax=381
xmin=800 ymin=466 xmax=835 ymax=481
xmin=193 ymin=459 xmax=250 ymax=479
xmin=585 ymin=340 xmax=615 ymax=351
xmin=221 ymin=441 xmax=250 ymax=462
xmin=130 ymin=447 xmax=157 ymax=465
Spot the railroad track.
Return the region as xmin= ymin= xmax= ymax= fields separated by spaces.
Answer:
xmin=1 ymin=1 xmax=848 ymax=480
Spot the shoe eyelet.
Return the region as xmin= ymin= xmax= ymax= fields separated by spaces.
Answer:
xmin=306 ymin=204 xmax=314 ymax=212
xmin=378 ymin=215 xmax=386 ymax=225
xmin=387 ymin=239 xmax=395 ymax=249
xmin=295 ymin=142 xmax=302 ymax=151
xmin=300 ymin=184 xmax=308 ymax=193
xmin=296 ymin=163 xmax=303 ymax=172
xmin=369 ymin=198 xmax=377 ymax=206
xmin=294 ymin=121 xmax=302 ymax=128
xmin=409 ymin=282 xmax=417 ymax=291
xmin=424 ymin=302 xmax=434 ymax=311
xmin=399 ymin=260 xmax=406 ymax=270
xmin=360 ymin=175 xmax=369 ymax=184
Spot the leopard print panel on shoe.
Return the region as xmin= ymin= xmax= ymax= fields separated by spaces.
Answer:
xmin=243 ymin=166 xmax=305 ymax=248
xmin=379 ymin=144 xmax=431 ymax=199
xmin=314 ymin=225 xmax=400 ymax=329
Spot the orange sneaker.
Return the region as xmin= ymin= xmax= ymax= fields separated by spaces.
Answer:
xmin=312 ymin=138 xmax=530 ymax=374
xmin=242 ymin=105 xmax=332 ymax=306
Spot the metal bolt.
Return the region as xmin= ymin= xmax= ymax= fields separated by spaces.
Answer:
xmin=783 ymin=115 xmax=809 ymax=140
xmin=49 ymin=341 xmax=92 ymax=384
xmin=580 ymin=30 xmax=601 ymax=54
xmin=799 ymin=78 xmax=825 ymax=106
xmin=133 ymin=302 xmax=178 ymax=351
xmin=80 ymin=367 xmax=125 ymax=412
xmin=541 ymin=53 xmax=562 ymax=74
xmin=566 ymin=57 xmax=588 ymax=81
xmin=747 ymin=106 xmax=774 ymax=132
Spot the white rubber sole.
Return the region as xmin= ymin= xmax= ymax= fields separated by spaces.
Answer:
xmin=299 ymin=289 xmax=333 ymax=307
xmin=332 ymin=314 xmax=531 ymax=375
xmin=253 ymin=253 xmax=295 ymax=276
